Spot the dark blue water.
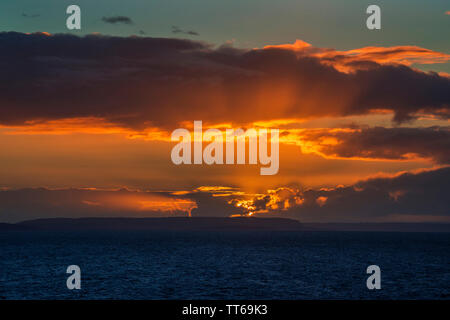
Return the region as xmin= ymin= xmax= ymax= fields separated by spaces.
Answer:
xmin=0 ymin=231 xmax=449 ymax=299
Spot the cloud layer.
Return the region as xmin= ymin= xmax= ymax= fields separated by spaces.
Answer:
xmin=228 ymin=166 xmax=450 ymax=222
xmin=292 ymin=126 xmax=450 ymax=164
xmin=0 ymin=32 xmax=449 ymax=130
xmin=0 ymin=188 xmax=197 ymax=222
xmin=1 ymin=166 xmax=448 ymax=223
xmin=101 ymin=16 xmax=133 ymax=25
xmin=0 ymin=33 xmax=448 ymax=224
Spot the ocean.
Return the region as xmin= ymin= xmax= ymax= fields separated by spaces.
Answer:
xmin=0 ymin=231 xmax=449 ymax=299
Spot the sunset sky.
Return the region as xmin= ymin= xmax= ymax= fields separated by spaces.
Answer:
xmin=0 ymin=0 xmax=449 ymax=223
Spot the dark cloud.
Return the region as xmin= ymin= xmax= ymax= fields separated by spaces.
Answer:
xmin=0 ymin=188 xmax=196 ymax=223
xmin=102 ymin=16 xmax=133 ymax=25
xmin=0 ymin=187 xmax=243 ymax=223
xmin=1 ymin=167 xmax=448 ymax=223
xmin=22 ymin=13 xmax=40 ymax=18
xmin=0 ymin=32 xmax=448 ymax=130
xmin=188 ymin=193 xmax=244 ymax=218
xmin=235 ymin=166 xmax=450 ymax=222
xmin=171 ymin=26 xmax=199 ymax=36
xmin=297 ymin=126 xmax=450 ymax=164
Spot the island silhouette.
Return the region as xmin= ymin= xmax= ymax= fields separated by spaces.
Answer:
xmin=1 ymin=217 xmax=449 ymax=232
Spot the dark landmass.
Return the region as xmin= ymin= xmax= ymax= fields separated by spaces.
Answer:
xmin=0 ymin=218 xmax=449 ymax=232
xmin=0 ymin=222 xmax=31 ymax=231
xmin=12 ymin=217 xmax=303 ymax=231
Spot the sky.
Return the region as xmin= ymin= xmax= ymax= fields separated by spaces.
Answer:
xmin=0 ymin=1 xmax=449 ymax=223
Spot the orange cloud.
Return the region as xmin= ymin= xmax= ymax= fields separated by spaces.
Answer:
xmin=286 ymin=126 xmax=450 ymax=164
xmin=25 ymin=32 xmax=52 ymax=36
xmin=316 ymin=196 xmax=328 ymax=207
xmin=224 ymin=166 xmax=450 ymax=222
xmin=264 ymin=40 xmax=450 ymax=73
xmin=0 ymin=117 xmax=172 ymax=141
xmin=2 ymin=118 xmax=130 ymax=135
xmin=228 ymin=187 xmax=304 ymax=216
xmin=79 ymin=190 xmax=198 ymax=215
xmin=318 ymin=46 xmax=450 ymax=71
xmin=195 ymin=186 xmax=245 ymax=197
xmin=263 ymin=39 xmax=312 ymax=51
